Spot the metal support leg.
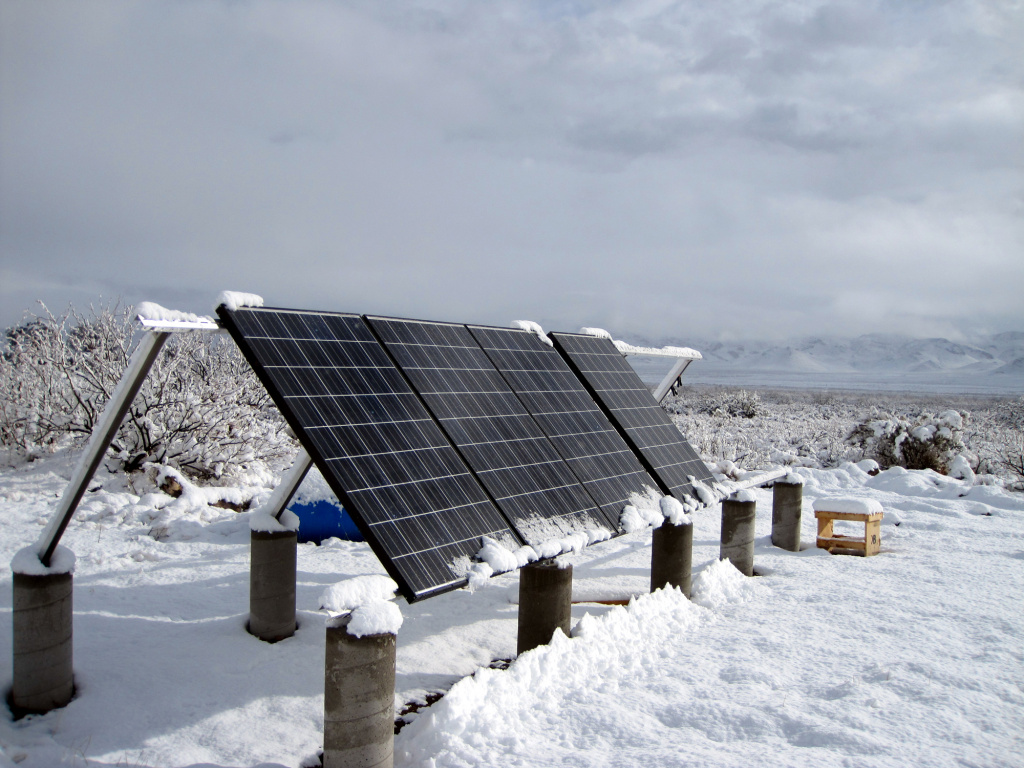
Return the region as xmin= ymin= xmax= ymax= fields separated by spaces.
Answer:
xmin=36 ymin=331 xmax=170 ymax=565
xmin=260 ymin=449 xmax=313 ymax=522
xmin=653 ymin=358 xmax=692 ymax=403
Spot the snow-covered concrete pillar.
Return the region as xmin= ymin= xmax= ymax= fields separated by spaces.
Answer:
xmin=11 ymin=546 xmax=75 ymax=714
xmin=248 ymin=529 xmax=297 ymax=642
xmin=517 ymin=559 xmax=573 ymax=655
xmin=323 ymin=614 xmax=396 ymax=768
xmin=651 ymin=521 xmax=693 ymax=598
xmin=720 ymin=493 xmax=756 ymax=577
xmin=771 ymin=478 xmax=804 ymax=552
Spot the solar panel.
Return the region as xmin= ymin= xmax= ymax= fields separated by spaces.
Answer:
xmin=549 ymin=332 xmax=715 ymax=502
xmin=217 ymin=307 xmax=521 ymax=601
xmin=365 ymin=317 xmax=611 ymax=544
xmin=467 ymin=325 xmax=659 ymax=528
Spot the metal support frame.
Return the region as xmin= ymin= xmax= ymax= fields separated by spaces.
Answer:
xmin=36 ymin=331 xmax=171 ymax=566
xmin=652 ymin=358 xmax=693 ymax=403
xmin=34 ymin=314 xmax=223 ymax=566
xmin=260 ymin=449 xmax=313 ymax=521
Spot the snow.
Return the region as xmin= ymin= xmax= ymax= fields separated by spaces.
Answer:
xmin=1 ymin=451 xmax=1023 ymax=767
xmin=620 ymin=504 xmax=657 ymax=533
xmin=215 ymin=291 xmax=265 ymax=311
xmin=292 ymin=466 xmax=335 ymax=505
xmin=345 ymin=601 xmax=404 ymax=638
xmin=689 ymin=476 xmax=721 ymax=507
xmin=949 ymin=454 xmax=976 ymax=483
xmin=780 ymin=472 xmax=805 ymax=485
xmin=659 ymin=495 xmax=691 ymax=525
xmin=134 ymin=302 xmax=215 ymax=326
xmin=319 ymin=575 xmax=399 ymax=614
xmin=857 ymin=459 xmax=880 ymax=473
xmin=613 ymin=339 xmax=702 ymax=359
xmin=249 ymin=507 xmax=300 ymax=532
xmin=578 ymin=326 xmax=612 ymax=339
xmin=510 ymin=320 xmax=553 ymax=346
xmin=812 ymin=497 xmax=884 ymax=515
xmin=731 ymin=489 xmax=757 ymax=502
xmin=11 ymin=545 xmax=75 ymax=576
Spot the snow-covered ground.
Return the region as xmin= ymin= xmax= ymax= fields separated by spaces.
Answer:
xmin=2 ymin=449 xmax=1022 ymax=767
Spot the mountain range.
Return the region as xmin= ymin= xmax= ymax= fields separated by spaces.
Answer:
xmin=625 ymin=332 xmax=1024 ymax=395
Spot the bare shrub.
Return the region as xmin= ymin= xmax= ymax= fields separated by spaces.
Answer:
xmin=670 ymin=387 xmax=762 ymax=419
xmin=0 ymin=302 xmax=294 ymax=480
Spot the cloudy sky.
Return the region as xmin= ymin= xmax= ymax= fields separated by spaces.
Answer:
xmin=1 ymin=0 xmax=1021 ymax=343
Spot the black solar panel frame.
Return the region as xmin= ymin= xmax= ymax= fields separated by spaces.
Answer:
xmin=549 ymin=332 xmax=715 ymax=503
xmin=217 ymin=306 xmax=522 ymax=602
xmin=466 ymin=324 xmax=661 ymax=528
xmin=364 ymin=316 xmax=613 ymax=544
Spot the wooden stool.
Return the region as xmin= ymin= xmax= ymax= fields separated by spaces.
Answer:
xmin=812 ymin=498 xmax=883 ymax=556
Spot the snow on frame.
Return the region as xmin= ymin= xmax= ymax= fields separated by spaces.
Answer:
xmin=613 ymin=339 xmax=702 ymax=359
xmin=509 ymin=320 xmax=553 ymax=346
xmin=215 ymin=290 xmax=265 ymax=311
xmin=135 ymin=301 xmax=215 ymax=325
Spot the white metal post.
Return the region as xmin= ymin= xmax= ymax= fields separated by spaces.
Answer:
xmin=652 ymin=358 xmax=692 ymax=403
xmin=261 ymin=449 xmax=313 ymax=521
xmin=36 ymin=331 xmax=170 ymax=566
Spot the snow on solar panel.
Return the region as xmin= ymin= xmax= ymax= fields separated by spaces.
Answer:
xmin=549 ymin=332 xmax=715 ymax=502
xmin=467 ymin=325 xmax=659 ymax=528
xmin=217 ymin=306 xmax=521 ymax=601
xmin=365 ymin=316 xmax=612 ymax=544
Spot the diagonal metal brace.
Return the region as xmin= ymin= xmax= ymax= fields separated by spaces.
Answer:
xmin=652 ymin=358 xmax=692 ymax=403
xmin=36 ymin=331 xmax=170 ymax=566
xmin=260 ymin=449 xmax=313 ymax=522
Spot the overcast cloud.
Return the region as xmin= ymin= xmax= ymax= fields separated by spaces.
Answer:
xmin=1 ymin=0 xmax=1021 ymax=342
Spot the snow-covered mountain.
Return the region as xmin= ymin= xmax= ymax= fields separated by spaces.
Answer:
xmin=625 ymin=332 xmax=1024 ymax=394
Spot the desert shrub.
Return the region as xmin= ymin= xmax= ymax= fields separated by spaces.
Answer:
xmin=0 ymin=302 xmax=294 ymax=480
xmin=665 ymin=386 xmax=1023 ymax=488
xmin=670 ymin=387 xmax=762 ymax=419
xmin=846 ymin=410 xmax=967 ymax=474
xmin=991 ymin=401 xmax=1024 ymax=486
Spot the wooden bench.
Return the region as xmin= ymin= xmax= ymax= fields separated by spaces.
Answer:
xmin=812 ymin=498 xmax=883 ymax=556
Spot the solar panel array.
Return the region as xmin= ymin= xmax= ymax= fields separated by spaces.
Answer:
xmin=550 ymin=332 xmax=715 ymax=502
xmin=366 ymin=317 xmax=611 ymax=544
xmin=217 ymin=307 xmax=520 ymax=601
xmin=467 ymin=326 xmax=660 ymax=526
xmin=220 ymin=306 xmax=708 ymax=602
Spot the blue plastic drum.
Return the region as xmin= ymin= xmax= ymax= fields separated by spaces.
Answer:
xmin=287 ymin=499 xmax=364 ymax=543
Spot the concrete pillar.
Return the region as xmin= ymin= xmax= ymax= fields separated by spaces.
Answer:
xmin=650 ymin=521 xmax=693 ymax=598
xmin=249 ymin=529 xmax=297 ymax=642
xmin=11 ymin=571 xmax=74 ymax=714
xmin=720 ymin=495 xmax=756 ymax=577
xmin=772 ymin=480 xmax=803 ymax=552
xmin=517 ymin=560 xmax=573 ymax=655
xmin=323 ymin=615 xmax=396 ymax=768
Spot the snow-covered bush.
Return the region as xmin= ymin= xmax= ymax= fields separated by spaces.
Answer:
xmin=668 ymin=387 xmax=762 ymax=419
xmin=666 ymin=386 xmax=1021 ymax=489
xmin=0 ymin=302 xmax=295 ymax=480
xmin=847 ymin=411 xmax=968 ymax=474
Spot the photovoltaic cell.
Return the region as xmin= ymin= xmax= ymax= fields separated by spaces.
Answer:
xmin=550 ymin=332 xmax=715 ymax=502
xmin=467 ymin=325 xmax=659 ymax=527
xmin=217 ymin=306 xmax=520 ymax=601
xmin=366 ymin=317 xmax=611 ymax=543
